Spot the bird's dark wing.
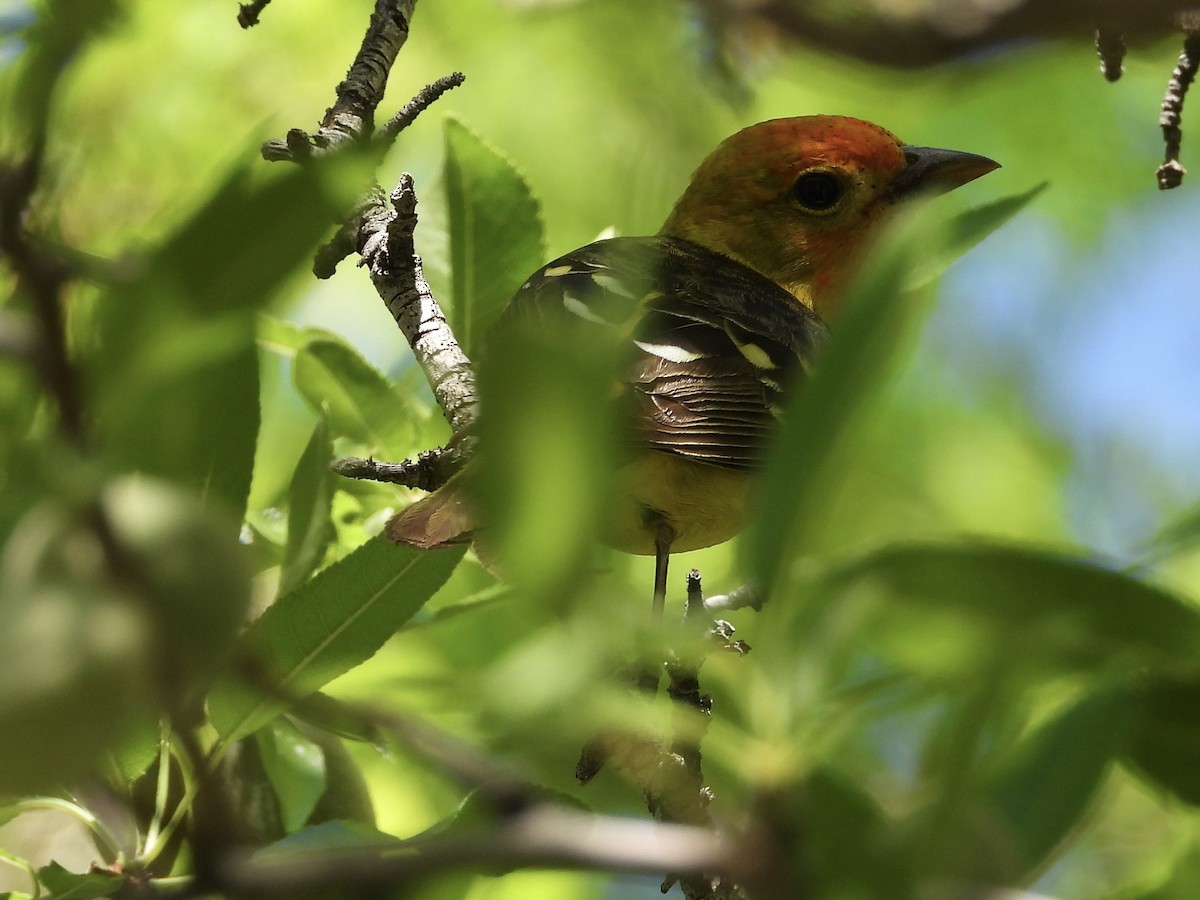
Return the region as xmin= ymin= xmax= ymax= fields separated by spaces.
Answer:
xmin=500 ymin=236 xmax=828 ymax=471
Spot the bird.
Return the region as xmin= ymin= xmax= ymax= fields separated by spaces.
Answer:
xmin=386 ymin=116 xmax=998 ymax=614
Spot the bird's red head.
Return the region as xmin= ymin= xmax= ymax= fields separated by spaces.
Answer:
xmin=659 ymin=116 xmax=998 ymax=319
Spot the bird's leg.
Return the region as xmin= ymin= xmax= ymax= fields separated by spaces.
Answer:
xmin=653 ymin=520 xmax=674 ymax=620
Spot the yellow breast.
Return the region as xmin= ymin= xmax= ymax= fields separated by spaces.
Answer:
xmin=602 ymin=450 xmax=752 ymax=556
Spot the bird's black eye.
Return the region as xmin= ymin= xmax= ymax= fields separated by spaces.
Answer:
xmin=792 ymin=171 xmax=843 ymax=212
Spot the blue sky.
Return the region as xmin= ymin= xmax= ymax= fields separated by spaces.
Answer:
xmin=934 ymin=195 xmax=1200 ymax=556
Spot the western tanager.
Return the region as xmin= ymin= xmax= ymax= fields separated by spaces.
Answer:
xmin=387 ymin=116 xmax=998 ymax=609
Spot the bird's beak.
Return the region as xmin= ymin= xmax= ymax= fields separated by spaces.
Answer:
xmin=892 ymin=146 xmax=1000 ymax=198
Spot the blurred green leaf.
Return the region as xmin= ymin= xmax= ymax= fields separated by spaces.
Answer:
xmin=256 ymin=718 xmax=327 ymax=834
xmin=908 ymin=182 xmax=1048 ymax=288
xmin=1130 ymin=842 xmax=1200 ymax=899
xmin=977 ymin=688 xmax=1128 ymax=881
xmin=0 ymin=0 xmax=121 ymax=156
xmin=749 ymin=189 xmax=1042 ymax=594
xmin=104 ymin=476 xmax=252 ymax=701
xmin=408 ymin=582 xmax=513 ymax=628
xmin=820 ymin=542 xmax=1200 ymax=678
xmin=280 ymin=416 xmax=335 ymax=595
xmin=291 ymin=693 xmax=388 ymax=747
xmin=256 ymin=315 xmax=319 ymax=358
xmin=0 ymin=805 xmax=21 ymax=830
xmin=292 ymin=339 xmax=414 ymax=458
xmin=0 ymin=506 xmax=154 ymax=794
xmin=475 ymin=313 xmax=618 ymax=602
xmin=254 ymin=818 xmax=399 ymax=858
xmin=208 ymin=537 xmax=465 ymax=745
xmin=1124 ymin=676 xmax=1200 ymax=806
xmin=789 ymin=767 xmax=908 ymax=898
xmin=207 ymin=735 xmax=285 ymax=845
xmin=35 ymin=861 xmax=123 ymax=900
xmin=444 ymin=116 xmax=545 ymax=355
xmin=303 ymin=724 xmax=375 ymax=827
xmin=91 ymin=155 xmax=363 ymax=519
xmin=1138 ymin=502 xmax=1200 ymax=567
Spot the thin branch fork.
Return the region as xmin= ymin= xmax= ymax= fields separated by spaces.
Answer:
xmin=261 ymin=0 xmax=418 ymax=161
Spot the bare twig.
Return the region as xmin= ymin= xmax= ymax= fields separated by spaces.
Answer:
xmin=1095 ymin=23 xmax=1127 ymax=81
xmin=312 ymin=184 xmax=390 ymax=278
xmin=332 ymin=444 xmax=467 ymax=491
xmin=1157 ymin=16 xmax=1200 ymax=188
xmin=261 ymin=0 xmax=417 ymax=161
xmin=662 ymin=570 xmax=752 ymax=900
xmin=704 ymin=582 xmax=763 ymax=614
xmin=381 ymin=70 xmax=466 ymax=145
xmin=312 ymin=73 xmax=466 ymax=278
xmin=236 ymin=0 xmax=272 ymax=28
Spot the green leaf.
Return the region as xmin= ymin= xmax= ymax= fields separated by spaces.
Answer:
xmin=280 ymin=416 xmax=335 ymax=595
xmin=1130 ymin=842 xmax=1200 ymax=899
xmin=208 ymin=538 xmax=465 ymax=745
xmin=820 ymin=541 xmax=1200 ymax=678
xmin=91 ymin=154 xmax=362 ymax=519
xmin=795 ymin=767 xmax=909 ymax=898
xmin=0 ymin=507 xmax=155 ymax=794
xmin=443 ymin=116 xmax=545 ymax=356
xmin=746 ymin=204 xmax=936 ymax=592
xmin=474 ymin=308 xmax=619 ymax=603
xmin=254 ymin=819 xmax=399 ymax=859
xmin=0 ymin=805 xmax=21 ymax=830
xmin=292 ymin=339 xmax=415 ymax=458
xmin=1 ymin=0 xmax=122 ymax=154
xmin=291 ymin=693 xmax=387 ymax=747
xmin=256 ymin=718 xmax=327 ymax=834
xmin=35 ymin=862 xmax=123 ymax=900
xmin=978 ymin=688 xmax=1127 ymax=880
xmin=0 ymin=844 xmax=34 ymax=900
xmin=104 ymin=477 xmax=252 ymax=702
xmin=302 ymin=724 xmax=375 ymax=827
xmin=908 ymin=182 xmax=1048 ymax=288
xmin=110 ymin=717 xmax=162 ymax=783
xmin=747 ymin=189 xmax=1043 ymax=595
xmin=1124 ymin=676 xmax=1200 ymax=806
xmin=1138 ymin=501 xmax=1200 ymax=567
xmin=256 ymin=314 xmax=318 ymax=358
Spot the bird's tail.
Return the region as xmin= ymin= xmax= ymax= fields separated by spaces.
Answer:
xmin=385 ymin=480 xmax=475 ymax=549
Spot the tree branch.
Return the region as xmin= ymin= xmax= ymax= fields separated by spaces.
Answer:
xmin=0 ymin=142 xmax=87 ymax=449
xmin=701 ymin=0 xmax=1197 ymax=69
xmin=332 ymin=444 xmax=467 ymax=490
xmin=205 ymin=805 xmax=749 ymax=898
xmin=311 ymin=73 xmax=466 ymax=279
xmin=261 ymin=0 xmax=417 ymax=161
xmin=358 ymin=173 xmax=478 ymax=437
